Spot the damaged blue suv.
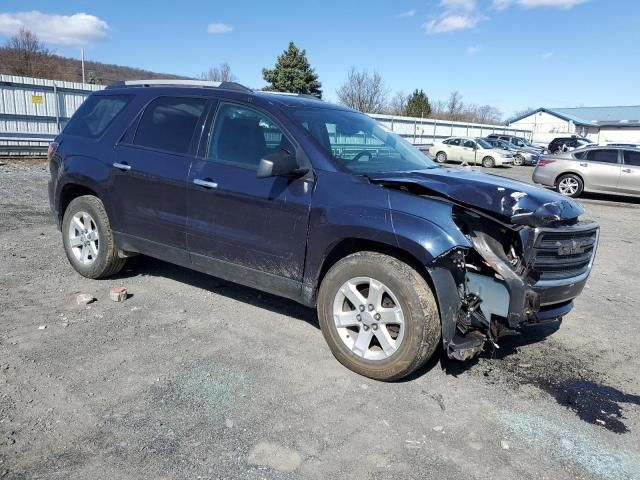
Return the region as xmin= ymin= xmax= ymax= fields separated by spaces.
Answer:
xmin=48 ymin=80 xmax=599 ymax=380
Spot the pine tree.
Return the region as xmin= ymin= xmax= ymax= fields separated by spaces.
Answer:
xmin=404 ymin=89 xmax=432 ymax=118
xmin=262 ymin=42 xmax=322 ymax=98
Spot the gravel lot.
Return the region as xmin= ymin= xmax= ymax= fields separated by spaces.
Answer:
xmin=1 ymin=160 xmax=639 ymax=479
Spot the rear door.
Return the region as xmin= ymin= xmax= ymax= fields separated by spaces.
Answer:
xmin=111 ymin=95 xmax=209 ymax=254
xmin=186 ymin=101 xmax=312 ymax=295
xmin=582 ymin=148 xmax=622 ymax=192
xmin=619 ymin=149 xmax=640 ymax=195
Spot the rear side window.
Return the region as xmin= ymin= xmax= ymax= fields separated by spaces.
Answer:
xmin=623 ymin=150 xmax=640 ymax=166
xmin=586 ymin=149 xmax=619 ymax=164
xmin=64 ymin=95 xmax=131 ymax=139
xmin=134 ymin=96 xmax=207 ymax=154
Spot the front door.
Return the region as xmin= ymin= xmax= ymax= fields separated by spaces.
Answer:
xmin=111 ymin=95 xmax=209 ymax=253
xmin=186 ymin=102 xmax=312 ymax=296
xmin=461 ymin=139 xmax=478 ymax=165
xmin=619 ymin=149 xmax=640 ymax=195
xmin=582 ymin=149 xmax=622 ymax=192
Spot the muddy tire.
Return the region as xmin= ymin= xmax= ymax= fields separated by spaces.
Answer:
xmin=482 ymin=156 xmax=496 ymax=168
xmin=62 ymin=195 xmax=126 ymax=279
xmin=317 ymin=252 xmax=441 ymax=381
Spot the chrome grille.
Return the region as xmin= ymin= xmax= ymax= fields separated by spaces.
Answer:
xmin=531 ymin=227 xmax=598 ymax=281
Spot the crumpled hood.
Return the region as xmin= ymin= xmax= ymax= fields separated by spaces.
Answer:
xmin=367 ymin=167 xmax=584 ymax=227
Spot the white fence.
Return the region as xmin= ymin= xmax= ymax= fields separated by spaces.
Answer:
xmin=0 ymin=74 xmax=103 ymax=154
xmin=369 ymin=113 xmax=532 ymax=147
xmin=0 ymin=74 xmax=532 ymax=155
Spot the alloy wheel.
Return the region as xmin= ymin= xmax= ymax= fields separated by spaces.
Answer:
xmin=332 ymin=277 xmax=405 ymax=361
xmin=68 ymin=211 xmax=99 ymax=265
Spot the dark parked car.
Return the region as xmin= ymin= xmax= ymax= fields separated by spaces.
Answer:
xmin=548 ymin=136 xmax=594 ymax=153
xmin=487 ymin=134 xmax=545 ymax=154
xmin=49 ymin=80 xmax=599 ymax=381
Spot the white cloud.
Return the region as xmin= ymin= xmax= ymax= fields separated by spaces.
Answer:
xmin=543 ymin=52 xmax=553 ymax=59
xmin=466 ymin=45 xmax=481 ymax=54
xmin=398 ymin=9 xmax=416 ymax=18
xmin=0 ymin=11 xmax=109 ymax=46
xmin=440 ymin=0 xmax=477 ymax=11
xmin=207 ymin=22 xmax=233 ymax=34
xmin=492 ymin=0 xmax=589 ymax=9
xmin=424 ymin=14 xmax=483 ymax=34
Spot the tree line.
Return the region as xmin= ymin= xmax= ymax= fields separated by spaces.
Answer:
xmin=1 ymin=30 xmax=503 ymax=124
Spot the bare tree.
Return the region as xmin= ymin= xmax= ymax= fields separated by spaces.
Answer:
xmin=446 ymin=91 xmax=465 ymax=120
xmin=336 ymin=68 xmax=388 ymax=113
xmin=200 ymin=62 xmax=236 ymax=82
xmin=2 ymin=28 xmax=57 ymax=78
xmin=386 ymin=91 xmax=408 ymax=115
xmin=472 ymin=104 xmax=503 ymax=124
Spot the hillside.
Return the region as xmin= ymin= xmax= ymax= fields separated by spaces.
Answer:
xmin=0 ymin=49 xmax=190 ymax=85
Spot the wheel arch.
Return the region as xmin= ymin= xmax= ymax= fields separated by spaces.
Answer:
xmin=58 ymin=183 xmax=101 ymax=226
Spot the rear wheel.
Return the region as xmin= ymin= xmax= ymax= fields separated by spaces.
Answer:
xmin=62 ymin=195 xmax=125 ymax=279
xmin=556 ymin=174 xmax=584 ymax=198
xmin=435 ymin=151 xmax=447 ymax=163
xmin=317 ymin=252 xmax=441 ymax=381
xmin=482 ymin=156 xmax=496 ymax=168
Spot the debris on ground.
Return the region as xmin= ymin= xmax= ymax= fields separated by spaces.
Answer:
xmin=109 ymin=287 xmax=127 ymax=302
xmin=76 ymin=293 xmax=96 ymax=305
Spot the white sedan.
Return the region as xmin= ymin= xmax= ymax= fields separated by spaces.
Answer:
xmin=428 ymin=137 xmax=515 ymax=168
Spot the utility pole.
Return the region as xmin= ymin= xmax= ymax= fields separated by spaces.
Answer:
xmin=81 ymin=47 xmax=86 ymax=84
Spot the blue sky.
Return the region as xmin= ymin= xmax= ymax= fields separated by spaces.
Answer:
xmin=1 ymin=0 xmax=638 ymax=117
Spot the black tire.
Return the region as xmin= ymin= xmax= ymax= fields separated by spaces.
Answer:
xmin=62 ymin=195 xmax=126 ymax=279
xmin=317 ymin=252 xmax=441 ymax=381
xmin=555 ymin=173 xmax=584 ymax=198
xmin=514 ymin=154 xmax=524 ymax=166
xmin=435 ymin=151 xmax=447 ymax=163
xmin=482 ymin=156 xmax=496 ymax=168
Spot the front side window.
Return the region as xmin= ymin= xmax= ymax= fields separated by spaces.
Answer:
xmin=64 ymin=94 xmax=132 ymax=139
xmin=476 ymin=139 xmax=493 ymax=149
xmin=623 ymin=150 xmax=640 ymax=166
xmin=208 ymin=103 xmax=291 ymax=168
xmin=134 ymin=96 xmax=207 ymax=154
xmin=292 ymin=108 xmax=436 ymax=174
xmin=463 ymin=140 xmax=476 ymax=149
xmin=586 ymin=149 xmax=619 ymax=164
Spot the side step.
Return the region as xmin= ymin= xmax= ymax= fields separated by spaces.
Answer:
xmin=447 ymin=331 xmax=486 ymax=361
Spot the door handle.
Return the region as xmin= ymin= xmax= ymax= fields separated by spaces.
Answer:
xmin=113 ymin=162 xmax=131 ymax=171
xmin=622 ymin=168 xmax=632 ymax=173
xmin=579 ymin=163 xmax=588 ymax=167
xmin=193 ymin=178 xmax=218 ymax=189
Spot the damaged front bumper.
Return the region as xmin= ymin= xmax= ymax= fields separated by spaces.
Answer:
xmin=430 ymin=220 xmax=600 ymax=361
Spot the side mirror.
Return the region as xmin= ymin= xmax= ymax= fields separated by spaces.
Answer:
xmin=256 ymin=150 xmax=307 ymax=179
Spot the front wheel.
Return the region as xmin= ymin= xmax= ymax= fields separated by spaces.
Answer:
xmin=514 ymin=154 xmax=524 ymax=166
xmin=317 ymin=252 xmax=441 ymax=381
xmin=482 ymin=156 xmax=496 ymax=168
xmin=556 ymin=173 xmax=584 ymax=198
xmin=62 ymin=195 xmax=126 ymax=279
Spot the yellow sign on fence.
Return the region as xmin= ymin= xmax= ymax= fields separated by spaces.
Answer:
xmin=31 ymin=95 xmax=44 ymax=104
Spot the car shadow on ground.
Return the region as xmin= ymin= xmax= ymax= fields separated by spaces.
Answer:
xmin=113 ymin=255 xmax=320 ymax=330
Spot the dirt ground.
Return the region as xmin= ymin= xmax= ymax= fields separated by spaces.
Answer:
xmin=1 ymin=159 xmax=639 ymax=479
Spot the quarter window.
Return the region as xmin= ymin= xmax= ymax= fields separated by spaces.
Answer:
xmin=623 ymin=150 xmax=640 ymax=166
xmin=64 ymin=95 xmax=132 ymax=139
xmin=134 ymin=96 xmax=207 ymax=154
xmin=586 ymin=149 xmax=619 ymax=164
xmin=208 ymin=103 xmax=292 ymax=168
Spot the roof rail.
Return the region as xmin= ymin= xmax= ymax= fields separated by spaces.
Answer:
xmin=107 ymin=79 xmax=251 ymax=92
xmin=256 ymin=90 xmax=321 ymax=101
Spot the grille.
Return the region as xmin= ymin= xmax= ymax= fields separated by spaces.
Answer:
xmin=531 ymin=227 xmax=598 ymax=281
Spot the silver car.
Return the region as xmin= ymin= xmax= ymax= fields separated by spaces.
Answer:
xmin=532 ymin=146 xmax=640 ymax=198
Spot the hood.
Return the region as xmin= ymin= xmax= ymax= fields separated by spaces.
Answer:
xmin=367 ymin=168 xmax=584 ymax=227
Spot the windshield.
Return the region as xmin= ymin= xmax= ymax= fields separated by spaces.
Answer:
xmin=292 ymin=108 xmax=436 ymax=173
xmin=476 ymin=139 xmax=494 ymax=149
